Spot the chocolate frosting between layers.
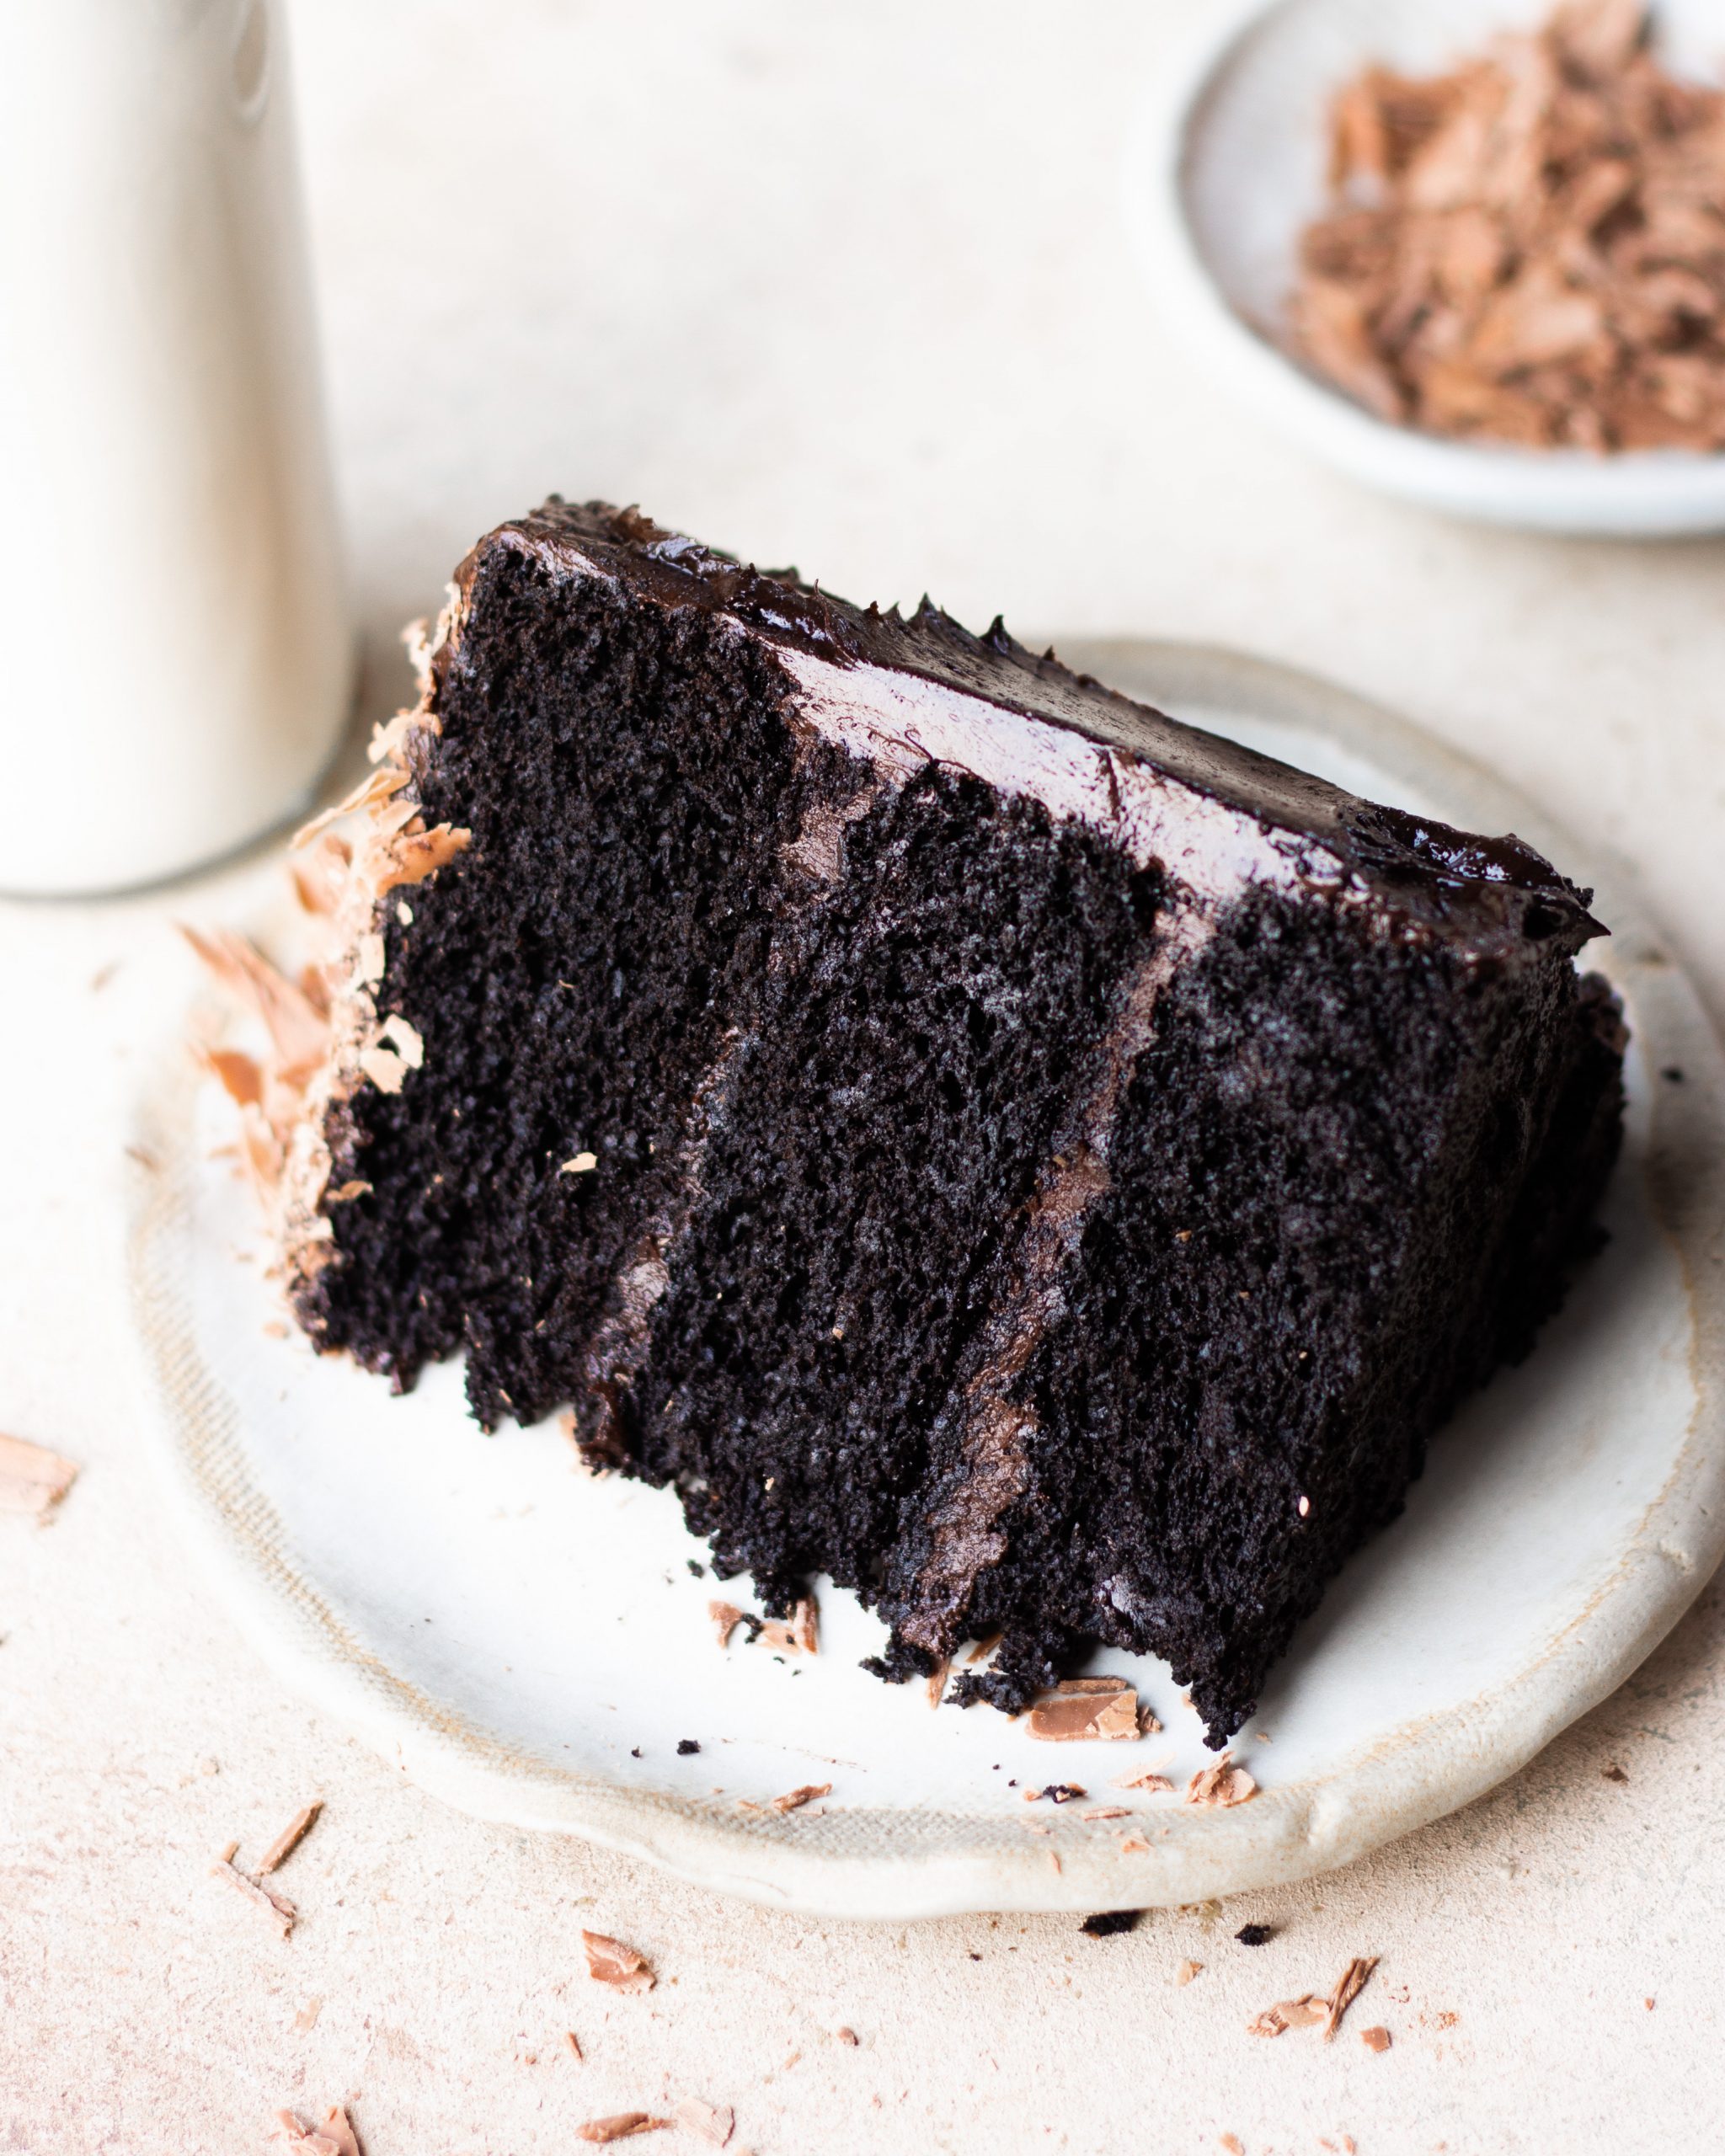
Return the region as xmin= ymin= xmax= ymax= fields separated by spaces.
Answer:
xmin=457 ymin=499 xmax=1603 ymax=960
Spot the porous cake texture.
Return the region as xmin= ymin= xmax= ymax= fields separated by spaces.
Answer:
xmin=280 ymin=500 xmax=1625 ymax=1742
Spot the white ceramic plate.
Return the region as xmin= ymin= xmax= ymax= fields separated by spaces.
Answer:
xmin=1124 ymin=0 xmax=1725 ymax=535
xmin=129 ymin=642 xmax=1725 ymax=1919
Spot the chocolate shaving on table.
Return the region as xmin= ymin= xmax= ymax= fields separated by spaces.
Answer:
xmin=1248 ymin=1993 xmax=1331 ymax=2037
xmin=0 ymin=1433 xmax=80 ymax=1518
xmin=1184 ymin=1756 xmax=1258 ymax=1808
xmin=212 ymin=1843 xmax=295 ymax=1939
xmin=673 ymin=2097 xmax=736 ymax=2146
xmin=1322 ymin=1955 xmax=1381 ymax=2041
xmin=256 ymin=1799 xmax=323 ymax=1876
xmin=576 ymin=2114 xmax=670 ymax=2143
xmin=1288 ymin=0 xmax=1725 ymax=451
xmin=275 ymin=2106 xmax=362 ymax=2156
xmin=1027 ymin=1678 xmax=1140 ymax=1742
xmin=581 ymin=1929 xmax=655 ymax=1993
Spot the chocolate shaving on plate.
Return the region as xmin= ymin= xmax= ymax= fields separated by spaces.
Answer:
xmin=1322 ymin=1954 xmax=1381 ymax=2041
xmin=708 ymin=1600 xmax=744 ymax=1648
xmin=275 ymin=2105 xmax=361 ymax=2156
xmin=1288 ymin=0 xmax=1725 ymax=451
xmin=1184 ymin=1756 xmax=1258 ymax=1808
xmin=1248 ymin=1993 xmax=1331 ymax=2037
xmin=581 ymin=1929 xmax=655 ymax=1993
xmin=769 ymin=1782 xmax=831 ymax=1814
xmin=1361 ymin=2023 xmax=1393 ymax=2052
xmin=0 ymin=1433 xmax=80 ymax=1518
xmin=1027 ymin=1678 xmax=1140 ymax=1742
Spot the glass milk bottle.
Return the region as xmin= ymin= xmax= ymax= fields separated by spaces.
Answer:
xmin=0 ymin=0 xmax=353 ymax=894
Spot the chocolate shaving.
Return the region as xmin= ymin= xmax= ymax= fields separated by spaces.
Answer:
xmin=768 ymin=1782 xmax=831 ymax=1814
xmin=275 ymin=2106 xmax=361 ymax=2156
xmin=575 ymin=2115 xmax=670 ymax=2143
xmin=1184 ymin=1756 xmax=1258 ymax=1809
xmin=1110 ymin=1767 xmax=1174 ymax=1792
xmin=673 ymin=2098 xmax=735 ymax=2147
xmin=793 ymin=1595 xmax=819 ymax=1655
xmin=1027 ymin=1678 xmax=1140 ymax=1742
xmin=1248 ymin=1993 xmax=1330 ymax=2037
xmin=0 ymin=1433 xmax=80 ymax=1518
xmin=212 ymin=1844 xmax=295 ymax=1938
xmin=1361 ymin=2024 xmax=1392 ymax=2053
xmin=708 ymin=1599 xmax=744 ymax=1648
xmin=1322 ymin=1954 xmax=1380 ymax=2041
xmin=1079 ymin=1806 xmax=1131 ymax=1821
xmin=581 ymin=1929 xmax=654 ymax=1993
xmin=256 ymin=1799 xmax=323 ymax=1876
xmin=1175 ymin=1959 xmax=1202 ymax=1986
xmin=1289 ymin=0 xmax=1725 ymax=451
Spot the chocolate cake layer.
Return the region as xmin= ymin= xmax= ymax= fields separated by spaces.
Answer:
xmin=280 ymin=500 xmax=1625 ymax=1742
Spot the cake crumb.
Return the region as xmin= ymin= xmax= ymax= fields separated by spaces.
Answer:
xmin=1079 ymin=1909 xmax=1140 ymax=1936
xmin=256 ymin=1798 xmax=323 ymax=1876
xmin=211 ymin=1845 xmax=295 ymax=1938
xmin=1361 ymin=2024 xmax=1392 ymax=2053
xmin=1028 ymin=1678 xmax=1140 ymax=1742
xmin=1602 ymin=1762 xmax=1629 ymax=1783
xmin=1175 ymin=1959 xmax=1202 ymax=1986
xmin=581 ymin=1929 xmax=655 ymax=1993
xmin=1236 ymin=1924 xmax=1274 ymax=1947
xmin=708 ymin=1601 xmax=745 ymax=1648
xmin=576 ymin=2114 xmax=670 ymax=2143
xmin=1185 ymin=1757 xmax=1258 ymax=1809
xmin=672 ymin=2097 xmax=734 ymax=2145
xmin=0 ymin=1433 xmax=80 ymax=1518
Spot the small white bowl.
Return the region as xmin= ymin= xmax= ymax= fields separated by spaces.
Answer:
xmin=1124 ymin=0 xmax=1725 ymax=536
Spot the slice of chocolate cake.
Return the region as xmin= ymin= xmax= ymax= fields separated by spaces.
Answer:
xmin=271 ymin=499 xmax=1624 ymax=1744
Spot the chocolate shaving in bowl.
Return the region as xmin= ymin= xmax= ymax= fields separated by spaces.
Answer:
xmin=1288 ymin=0 xmax=1725 ymax=450
xmin=581 ymin=1929 xmax=655 ymax=1993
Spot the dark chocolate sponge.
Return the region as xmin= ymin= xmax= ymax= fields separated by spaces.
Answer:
xmin=288 ymin=500 xmax=1626 ymax=1743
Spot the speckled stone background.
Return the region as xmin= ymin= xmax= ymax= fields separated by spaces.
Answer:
xmin=4 ymin=4 xmax=1725 ymax=2150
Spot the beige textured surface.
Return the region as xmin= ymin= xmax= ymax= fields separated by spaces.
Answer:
xmin=4 ymin=3 xmax=1725 ymax=2148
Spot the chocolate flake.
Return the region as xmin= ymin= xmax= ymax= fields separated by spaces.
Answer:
xmin=1322 ymin=1955 xmax=1380 ymax=2041
xmin=1248 ymin=1993 xmax=1329 ymax=2037
xmin=1184 ymin=1756 xmax=1258 ymax=1808
xmin=1175 ymin=1959 xmax=1202 ymax=1986
xmin=256 ymin=1799 xmax=323 ymax=1876
xmin=768 ymin=1782 xmax=831 ymax=1814
xmin=1110 ymin=1767 xmax=1174 ymax=1792
xmin=212 ymin=1845 xmax=295 ymax=1938
xmin=575 ymin=2114 xmax=670 ymax=2143
xmin=1290 ymin=0 xmax=1725 ymax=451
xmin=708 ymin=1600 xmax=745 ymax=1648
xmin=581 ymin=1929 xmax=655 ymax=1993
xmin=1361 ymin=2024 xmax=1393 ymax=2053
xmin=275 ymin=2105 xmax=361 ymax=2156
xmin=0 ymin=1433 xmax=80 ymax=1518
xmin=1027 ymin=1678 xmax=1140 ymax=1742
xmin=1079 ymin=1806 xmax=1131 ymax=1821
xmin=672 ymin=2098 xmax=735 ymax=2146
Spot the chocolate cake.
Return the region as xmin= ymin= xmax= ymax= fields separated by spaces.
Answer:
xmin=269 ymin=499 xmax=1625 ymax=1744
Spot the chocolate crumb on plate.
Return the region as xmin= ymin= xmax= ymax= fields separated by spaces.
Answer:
xmin=0 ymin=1432 xmax=80 ymax=1518
xmin=1602 ymin=1762 xmax=1629 ymax=1783
xmin=676 ymin=1739 xmax=701 ymax=1756
xmin=1079 ymin=1909 xmax=1141 ymax=1937
xmin=581 ymin=1929 xmax=655 ymax=1993
xmin=1236 ymin=1923 xmax=1274 ymax=1947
